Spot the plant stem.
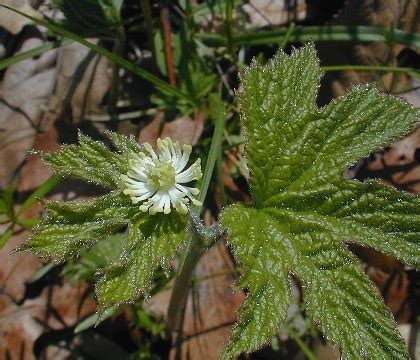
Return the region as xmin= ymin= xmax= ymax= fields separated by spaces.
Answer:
xmin=167 ymin=219 xmax=204 ymax=333
xmin=166 ymin=94 xmax=226 ymax=349
xmin=284 ymin=327 xmax=317 ymax=360
xmin=216 ymin=146 xmax=227 ymax=207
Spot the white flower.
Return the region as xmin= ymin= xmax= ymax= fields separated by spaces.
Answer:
xmin=122 ymin=137 xmax=203 ymax=215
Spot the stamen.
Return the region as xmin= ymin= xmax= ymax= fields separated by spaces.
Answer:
xmin=121 ymin=137 xmax=202 ymax=214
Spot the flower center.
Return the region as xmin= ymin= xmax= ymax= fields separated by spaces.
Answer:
xmin=149 ymin=161 xmax=176 ymax=191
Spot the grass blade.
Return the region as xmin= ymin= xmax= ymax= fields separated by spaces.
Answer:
xmin=17 ymin=175 xmax=61 ymax=216
xmin=0 ymin=39 xmax=72 ymax=70
xmin=29 ymin=262 xmax=55 ymax=283
xmin=197 ymin=93 xmax=226 ymax=206
xmin=322 ymin=64 xmax=420 ymax=77
xmin=198 ymin=25 xmax=420 ymax=48
xmin=0 ymin=227 xmax=13 ymax=250
xmin=75 ymin=306 xmax=118 ymax=333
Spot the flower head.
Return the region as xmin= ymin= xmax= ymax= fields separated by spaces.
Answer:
xmin=122 ymin=137 xmax=202 ymax=215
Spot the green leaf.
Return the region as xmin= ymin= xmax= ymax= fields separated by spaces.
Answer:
xmin=43 ymin=191 xmax=132 ymax=222
xmin=96 ymin=213 xmax=187 ymax=313
xmin=20 ymin=191 xmax=133 ymax=261
xmin=294 ymin=240 xmax=407 ymax=359
xmin=151 ymin=25 xmax=216 ymax=115
xmin=74 ymin=306 xmax=118 ymax=334
xmin=154 ymin=30 xmax=181 ymax=77
xmin=221 ymin=44 xmax=419 ymax=359
xmin=0 ymin=40 xmax=72 ymax=71
xmin=105 ymin=130 xmax=143 ymax=157
xmin=23 ymin=220 xmax=124 ymax=261
xmin=113 ymin=0 xmax=123 ymax=11
xmin=221 ymin=205 xmax=292 ymax=359
xmin=266 ymin=178 xmax=420 ymax=266
xmin=29 ymin=263 xmax=55 ymax=283
xmin=20 ymin=130 xmax=191 ymax=319
xmin=64 ymin=233 xmax=126 ymax=283
xmin=41 ymin=132 xmax=126 ymax=188
xmin=239 ymin=43 xmax=321 ymax=205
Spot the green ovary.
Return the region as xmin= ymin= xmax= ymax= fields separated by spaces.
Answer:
xmin=149 ymin=162 xmax=176 ymax=191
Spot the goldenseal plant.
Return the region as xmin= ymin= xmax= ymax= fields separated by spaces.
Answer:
xmin=20 ymin=44 xmax=419 ymax=359
xmin=20 ymin=132 xmax=200 ymax=313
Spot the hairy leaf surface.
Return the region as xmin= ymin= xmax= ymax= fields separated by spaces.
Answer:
xmin=41 ymin=133 xmax=126 ymax=187
xmin=96 ymin=213 xmax=187 ymax=313
xmin=20 ymin=191 xmax=132 ymax=260
xmin=22 ymin=132 xmax=189 ymax=314
xmin=220 ymin=44 xmax=419 ymax=359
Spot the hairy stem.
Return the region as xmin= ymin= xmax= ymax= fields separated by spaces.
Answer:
xmin=167 ymin=218 xmax=204 ymax=334
xmin=167 ymin=94 xmax=226 ymax=350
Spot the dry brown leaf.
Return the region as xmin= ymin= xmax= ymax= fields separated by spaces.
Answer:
xmin=242 ymin=0 xmax=307 ymax=28
xmin=0 ymin=228 xmax=41 ymax=302
xmin=146 ymin=242 xmax=243 ymax=360
xmin=317 ymin=0 xmax=419 ymax=101
xmin=0 ymin=0 xmax=40 ymax=35
xmin=0 ymin=281 xmax=96 ymax=360
xmin=50 ymin=42 xmax=112 ymax=122
xmin=138 ymin=112 xmax=164 ymax=146
xmin=170 ymin=244 xmax=243 ymax=360
xmin=365 ymin=84 xmax=420 ymax=193
xmin=0 ymin=118 xmax=97 ymax=359
xmin=0 ymin=37 xmax=57 ymax=188
xmin=367 ymin=267 xmax=411 ymax=323
xmin=161 ymin=112 xmax=205 ymax=145
xmin=0 ymin=293 xmax=45 ymax=360
xmin=138 ymin=111 xmax=205 ymax=147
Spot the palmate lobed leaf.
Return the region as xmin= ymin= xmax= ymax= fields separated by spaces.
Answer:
xmin=39 ymin=132 xmax=132 ymax=188
xmin=220 ymin=44 xmax=419 ymax=359
xmin=21 ymin=191 xmax=134 ymax=260
xmin=96 ymin=213 xmax=187 ymax=314
xmin=21 ymin=131 xmax=189 ymax=313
